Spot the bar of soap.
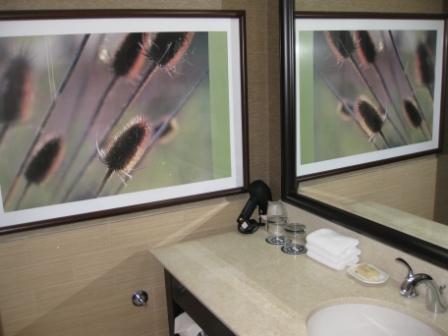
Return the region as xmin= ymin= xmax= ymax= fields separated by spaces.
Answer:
xmin=347 ymin=263 xmax=389 ymax=285
xmin=355 ymin=263 xmax=380 ymax=280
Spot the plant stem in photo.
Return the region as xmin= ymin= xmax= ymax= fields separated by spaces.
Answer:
xmin=3 ymin=34 xmax=89 ymax=207
xmin=354 ymin=30 xmax=411 ymax=143
xmin=318 ymin=71 xmax=382 ymax=149
xmin=0 ymin=124 xmax=7 ymax=144
xmin=60 ymin=33 xmax=149 ymax=189
xmin=325 ymin=31 xmax=406 ymax=146
xmin=51 ymin=35 xmax=107 ymax=198
xmin=96 ymin=116 xmax=150 ymax=197
xmin=380 ymin=30 xmax=430 ymax=142
xmin=403 ymin=98 xmax=430 ymax=139
xmin=61 ymin=32 xmax=195 ymax=202
xmin=113 ymin=69 xmax=208 ymax=195
xmin=336 ymin=101 xmax=353 ymax=122
xmin=14 ymin=136 xmax=64 ymax=210
xmin=387 ymin=31 xmax=431 ymax=133
xmin=0 ymin=55 xmax=33 ymax=147
xmin=153 ymin=118 xmax=179 ymax=144
xmin=355 ymin=96 xmax=390 ymax=147
xmin=415 ymin=42 xmax=435 ymax=101
xmin=425 ymin=32 xmax=436 ymax=59
xmin=64 ymin=35 xmax=107 ymax=135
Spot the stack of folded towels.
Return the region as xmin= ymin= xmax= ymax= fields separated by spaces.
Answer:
xmin=306 ymin=228 xmax=361 ymax=270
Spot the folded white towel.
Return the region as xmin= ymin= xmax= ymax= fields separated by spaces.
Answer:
xmin=306 ymin=243 xmax=361 ymax=264
xmin=306 ymin=229 xmax=359 ymax=257
xmin=307 ymin=249 xmax=359 ymax=271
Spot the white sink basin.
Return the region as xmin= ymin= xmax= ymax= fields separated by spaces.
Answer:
xmin=307 ymin=303 xmax=442 ymax=336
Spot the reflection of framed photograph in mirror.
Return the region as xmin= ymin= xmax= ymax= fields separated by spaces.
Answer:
xmin=295 ymin=14 xmax=446 ymax=180
xmin=281 ymin=0 xmax=448 ymax=269
xmin=0 ymin=10 xmax=248 ymax=232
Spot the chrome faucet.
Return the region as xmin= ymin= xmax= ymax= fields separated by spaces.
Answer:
xmin=396 ymin=258 xmax=447 ymax=313
xmin=396 ymin=258 xmax=432 ymax=297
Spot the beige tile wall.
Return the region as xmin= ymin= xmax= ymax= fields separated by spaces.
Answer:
xmin=296 ymin=0 xmax=444 ymax=12
xmin=0 ymin=0 xmax=280 ymax=335
xmin=0 ymin=195 xmax=247 ymax=336
xmin=299 ymin=155 xmax=438 ymax=219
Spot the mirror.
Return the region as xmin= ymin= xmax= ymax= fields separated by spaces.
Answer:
xmin=280 ymin=0 xmax=448 ymax=268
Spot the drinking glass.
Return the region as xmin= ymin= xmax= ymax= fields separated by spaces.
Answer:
xmin=265 ymin=201 xmax=287 ymax=245
xmin=281 ymin=223 xmax=307 ymax=255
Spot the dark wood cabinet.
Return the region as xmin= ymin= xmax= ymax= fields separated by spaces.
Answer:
xmin=164 ymin=269 xmax=236 ymax=336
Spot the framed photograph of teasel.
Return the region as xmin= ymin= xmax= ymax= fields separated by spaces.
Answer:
xmin=0 ymin=10 xmax=247 ymax=231
xmin=295 ymin=13 xmax=446 ymax=180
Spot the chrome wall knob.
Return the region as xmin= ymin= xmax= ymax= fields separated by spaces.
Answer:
xmin=132 ymin=290 xmax=149 ymax=307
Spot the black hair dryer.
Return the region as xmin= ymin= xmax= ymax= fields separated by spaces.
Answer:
xmin=237 ymin=180 xmax=272 ymax=234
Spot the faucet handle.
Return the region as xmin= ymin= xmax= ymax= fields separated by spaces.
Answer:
xmin=396 ymin=257 xmax=414 ymax=279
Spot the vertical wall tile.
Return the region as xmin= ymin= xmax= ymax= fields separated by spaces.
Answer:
xmin=0 ymin=240 xmax=29 ymax=271
xmin=0 ymin=196 xmax=244 ymax=335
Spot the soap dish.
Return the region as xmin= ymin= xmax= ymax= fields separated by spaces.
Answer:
xmin=347 ymin=263 xmax=389 ymax=285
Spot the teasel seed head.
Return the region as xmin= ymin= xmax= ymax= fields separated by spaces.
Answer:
xmin=403 ymin=99 xmax=422 ymax=128
xmin=354 ymin=31 xmax=377 ymax=65
xmin=99 ymin=116 xmax=151 ymax=175
xmin=0 ymin=55 xmax=33 ymax=123
xmin=336 ymin=101 xmax=353 ymax=122
xmin=112 ymin=33 xmax=148 ymax=78
xmin=25 ymin=136 xmax=64 ymax=184
xmin=325 ymin=31 xmax=356 ymax=61
xmin=146 ymin=32 xmax=195 ymax=70
xmin=415 ymin=42 xmax=434 ymax=86
xmin=154 ymin=117 xmax=179 ymax=144
xmin=354 ymin=96 xmax=384 ymax=136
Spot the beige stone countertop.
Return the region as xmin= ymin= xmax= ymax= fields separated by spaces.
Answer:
xmin=151 ymin=231 xmax=448 ymax=336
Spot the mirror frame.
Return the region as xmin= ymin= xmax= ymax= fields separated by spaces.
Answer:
xmin=280 ymin=0 xmax=448 ymax=268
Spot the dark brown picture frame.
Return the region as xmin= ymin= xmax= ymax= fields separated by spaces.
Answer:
xmin=0 ymin=10 xmax=249 ymax=234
